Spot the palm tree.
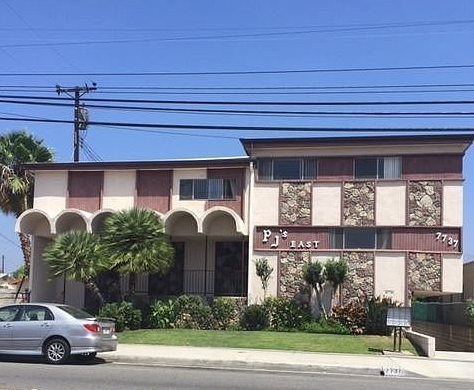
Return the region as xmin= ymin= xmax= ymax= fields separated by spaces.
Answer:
xmin=324 ymin=258 xmax=349 ymax=311
xmin=0 ymin=131 xmax=53 ymax=277
xmin=101 ymin=208 xmax=174 ymax=300
xmin=302 ymin=261 xmax=327 ymax=319
xmin=43 ymin=230 xmax=106 ymax=304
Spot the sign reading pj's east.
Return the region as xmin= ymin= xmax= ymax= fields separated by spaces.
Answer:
xmin=254 ymin=227 xmax=328 ymax=251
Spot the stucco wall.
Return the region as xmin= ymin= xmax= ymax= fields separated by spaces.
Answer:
xmin=102 ymin=170 xmax=135 ymax=210
xmin=312 ymin=183 xmax=341 ymax=226
xmin=171 ymin=169 xmax=207 ymax=215
xmin=33 ymin=172 xmax=67 ymax=217
xmin=443 ymin=181 xmax=463 ymax=226
xmin=249 ymin=252 xmax=278 ymax=304
xmin=30 ymin=237 xmax=57 ymax=302
xmin=376 ymin=182 xmax=406 ymax=226
xmin=252 ymin=182 xmax=279 ymax=226
xmin=442 ymin=253 xmax=463 ymax=293
xmin=374 ymin=252 xmax=406 ymax=304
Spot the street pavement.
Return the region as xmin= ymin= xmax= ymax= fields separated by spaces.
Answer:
xmin=99 ymin=344 xmax=474 ymax=381
xmin=1 ymin=359 xmax=472 ymax=390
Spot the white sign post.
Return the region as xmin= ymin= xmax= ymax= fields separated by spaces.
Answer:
xmin=386 ymin=307 xmax=411 ymax=352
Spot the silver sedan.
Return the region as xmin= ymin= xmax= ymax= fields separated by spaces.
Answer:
xmin=0 ymin=303 xmax=117 ymax=364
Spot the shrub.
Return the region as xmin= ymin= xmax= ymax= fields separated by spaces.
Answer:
xmin=240 ymin=304 xmax=269 ymax=330
xmin=465 ymin=299 xmax=474 ymax=327
xmin=99 ymin=301 xmax=142 ymax=332
xmin=173 ymin=295 xmax=213 ymax=329
xmin=148 ymin=299 xmax=176 ymax=329
xmin=301 ymin=318 xmax=351 ymax=335
xmin=211 ymin=297 xmax=238 ymax=330
xmin=255 ymin=258 xmax=273 ymax=299
xmin=363 ymin=296 xmax=396 ymax=335
xmin=332 ymin=301 xmax=365 ymax=334
xmin=263 ymin=297 xmax=308 ymax=331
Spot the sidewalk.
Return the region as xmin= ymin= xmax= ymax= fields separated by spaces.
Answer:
xmin=99 ymin=344 xmax=474 ymax=381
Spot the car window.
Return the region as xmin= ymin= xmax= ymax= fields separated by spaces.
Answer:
xmin=19 ymin=306 xmax=54 ymax=322
xmin=57 ymin=305 xmax=93 ymax=319
xmin=0 ymin=306 xmax=21 ymax=321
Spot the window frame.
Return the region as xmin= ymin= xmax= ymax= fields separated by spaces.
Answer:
xmin=179 ymin=178 xmax=237 ymax=200
xmin=354 ymin=156 xmax=401 ymax=180
xmin=329 ymin=227 xmax=392 ymax=249
xmin=257 ymin=157 xmax=317 ymax=181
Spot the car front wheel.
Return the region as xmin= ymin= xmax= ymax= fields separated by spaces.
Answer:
xmin=43 ymin=338 xmax=70 ymax=364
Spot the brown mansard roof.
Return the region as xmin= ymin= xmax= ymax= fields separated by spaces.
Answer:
xmin=22 ymin=133 xmax=473 ymax=171
xmin=240 ymin=133 xmax=473 ymax=155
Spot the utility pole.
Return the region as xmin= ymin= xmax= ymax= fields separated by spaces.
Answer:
xmin=55 ymin=83 xmax=97 ymax=162
xmin=1 ymin=254 xmax=4 ymax=274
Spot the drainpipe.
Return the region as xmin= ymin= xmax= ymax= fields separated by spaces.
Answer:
xmin=246 ymin=161 xmax=255 ymax=304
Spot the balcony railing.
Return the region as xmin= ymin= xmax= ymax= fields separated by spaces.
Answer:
xmin=121 ymin=269 xmax=247 ymax=297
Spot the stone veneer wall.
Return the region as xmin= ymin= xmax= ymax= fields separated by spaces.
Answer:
xmin=279 ymin=251 xmax=310 ymax=304
xmin=342 ymin=182 xmax=375 ymax=226
xmin=341 ymin=252 xmax=374 ymax=304
xmin=408 ymin=181 xmax=442 ymax=226
xmin=407 ymin=252 xmax=441 ymax=292
xmin=279 ymin=182 xmax=311 ymax=225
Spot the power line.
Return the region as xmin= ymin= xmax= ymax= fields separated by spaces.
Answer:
xmin=4 ymin=81 xmax=474 ymax=90
xmin=1 ymin=18 xmax=474 ymax=49
xmin=3 ymin=98 xmax=474 ymax=117
xmin=0 ymin=232 xmax=21 ymax=249
xmin=3 ymin=93 xmax=474 ymax=106
xmin=0 ymin=116 xmax=472 ymax=133
xmin=0 ymin=18 xmax=473 ymax=33
xmin=97 ymin=124 xmax=240 ymax=139
xmin=0 ymin=63 xmax=474 ymax=77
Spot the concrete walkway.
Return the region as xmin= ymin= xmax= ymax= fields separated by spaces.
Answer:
xmin=99 ymin=344 xmax=474 ymax=381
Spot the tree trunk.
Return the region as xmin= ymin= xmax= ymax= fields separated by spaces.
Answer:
xmin=85 ymin=281 xmax=104 ymax=306
xmin=315 ymin=285 xmax=327 ymax=320
xmin=18 ymin=232 xmax=31 ymax=277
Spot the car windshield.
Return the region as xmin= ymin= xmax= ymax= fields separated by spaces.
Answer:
xmin=57 ymin=305 xmax=94 ymax=319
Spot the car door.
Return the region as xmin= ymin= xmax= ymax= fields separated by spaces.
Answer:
xmin=0 ymin=305 xmax=21 ymax=351
xmin=11 ymin=305 xmax=55 ymax=351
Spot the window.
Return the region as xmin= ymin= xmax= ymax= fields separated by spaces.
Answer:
xmin=58 ymin=305 xmax=93 ymax=319
xmin=257 ymin=158 xmax=317 ymax=180
xmin=179 ymin=179 xmax=236 ymax=200
xmin=0 ymin=306 xmax=21 ymax=321
xmin=354 ymin=157 xmax=401 ymax=179
xmin=20 ymin=306 xmax=54 ymax=321
xmin=330 ymin=228 xmax=391 ymax=249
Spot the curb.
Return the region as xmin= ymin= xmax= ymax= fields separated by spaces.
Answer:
xmin=102 ymin=354 xmax=410 ymax=377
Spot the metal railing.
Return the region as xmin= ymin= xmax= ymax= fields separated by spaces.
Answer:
xmin=412 ymin=301 xmax=470 ymax=327
xmin=122 ymin=269 xmax=247 ymax=297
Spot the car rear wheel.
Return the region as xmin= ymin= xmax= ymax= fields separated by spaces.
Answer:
xmin=75 ymin=352 xmax=97 ymax=363
xmin=43 ymin=338 xmax=70 ymax=364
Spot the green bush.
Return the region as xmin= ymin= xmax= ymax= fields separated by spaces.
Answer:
xmin=148 ymin=299 xmax=176 ymax=329
xmin=465 ymin=299 xmax=474 ymax=327
xmin=240 ymin=304 xmax=269 ymax=331
xmin=263 ymin=297 xmax=308 ymax=331
xmin=363 ymin=296 xmax=396 ymax=335
xmin=211 ymin=297 xmax=238 ymax=330
xmin=173 ymin=295 xmax=213 ymax=329
xmin=99 ymin=302 xmax=142 ymax=332
xmin=301 ymin=318 xmax=351 ymax=334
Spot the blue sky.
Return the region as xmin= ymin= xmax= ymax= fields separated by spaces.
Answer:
xmin=0 ymin=0 xmax=473 ymax=272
